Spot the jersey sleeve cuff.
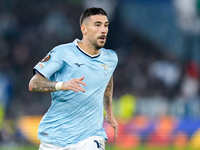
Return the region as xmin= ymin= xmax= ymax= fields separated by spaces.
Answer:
xmin=33 ymin=68 xmax=47 ymax=78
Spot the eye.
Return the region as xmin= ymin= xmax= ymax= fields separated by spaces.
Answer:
xmin=95 ymin=24 xmax=100 ymax=27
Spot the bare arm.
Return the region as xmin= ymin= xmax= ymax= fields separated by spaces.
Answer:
xmin=29 ymin=73 xmax=57 ymax=92
xmin=103 ymin=76 xmax=118 ymax=142
xmin=104 ymin=76 xmax=114 ymax=115
xmin=29 ymin=73 xmax=86 ymax=92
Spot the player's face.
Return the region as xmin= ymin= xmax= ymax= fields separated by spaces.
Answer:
xmin=85 ymin=15 xmax=109 ymax=50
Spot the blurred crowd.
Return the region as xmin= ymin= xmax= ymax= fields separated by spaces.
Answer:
xmin=0 ymin=0 xmax=200 ymax=145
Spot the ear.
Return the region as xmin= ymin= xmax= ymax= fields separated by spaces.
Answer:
xmin=81 ymin=24 xmax=87 ymax=36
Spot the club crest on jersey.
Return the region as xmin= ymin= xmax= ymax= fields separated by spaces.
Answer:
xmin=101 ymin=64 xmax=109 ymax=75
xmin=41 ymin=54 xmax=51 ymax=62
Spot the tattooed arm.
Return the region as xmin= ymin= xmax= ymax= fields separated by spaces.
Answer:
xmin=103 ymin=76 xmax=118 ymax=142
xmin=29 ymin=73 xmax=57 ymax=92
xmin=29 ymin=73 xmax=86 ymax=92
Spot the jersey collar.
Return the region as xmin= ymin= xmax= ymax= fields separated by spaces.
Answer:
xmin=73 ymin=39 xmax=101 ymax=59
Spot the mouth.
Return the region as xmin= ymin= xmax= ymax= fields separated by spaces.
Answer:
xmin=98 ymin=35 xmax=106 ymax=42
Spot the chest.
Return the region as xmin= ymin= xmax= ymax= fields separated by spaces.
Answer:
xmin=62 ymin=55 xmax=114 ymax=87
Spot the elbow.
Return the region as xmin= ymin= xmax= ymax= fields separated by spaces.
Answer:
xmin=29 ymin=80 xmax=34 ymax=92
xmin=29 ymin=73 xmax=41 ymax=92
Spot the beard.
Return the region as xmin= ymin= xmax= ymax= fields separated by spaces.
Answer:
xmin=91 ymin=35 xmax=107 ymax=50
xmin=93 ymin=42 xmax=105 ymax=50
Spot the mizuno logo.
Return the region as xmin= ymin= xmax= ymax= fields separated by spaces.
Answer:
xmin=74 ymin=63 xmax=84 ymax=67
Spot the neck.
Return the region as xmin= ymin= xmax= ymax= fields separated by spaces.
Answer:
xmin=78 ymin=40 xmax=100 ymax=56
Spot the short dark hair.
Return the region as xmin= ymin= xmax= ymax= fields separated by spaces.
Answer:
xmin=80 ymin=7 xmax=107 ymax=26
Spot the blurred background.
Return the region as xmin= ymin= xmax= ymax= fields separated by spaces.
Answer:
xmin=1 ymin=0 xmax=200 ymax=149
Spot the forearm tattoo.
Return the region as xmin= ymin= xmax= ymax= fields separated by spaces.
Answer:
xmin=104 ymin=76 xmax=113 ymax=107
xmin=31 ymin=74 xmax=57 ymax=92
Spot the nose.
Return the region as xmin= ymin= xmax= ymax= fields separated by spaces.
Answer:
xmin=101 ymin=26 xmax=108 ymax=34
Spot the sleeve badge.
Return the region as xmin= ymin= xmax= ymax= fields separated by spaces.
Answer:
xmin=41 ymin=54 xmax=51 ymax=62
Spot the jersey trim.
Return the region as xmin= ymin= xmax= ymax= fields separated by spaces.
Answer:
xmin=76 ymin=46 xmax=100 ymax=59
xmin=33 ymin=68 xmax=46 ymax=78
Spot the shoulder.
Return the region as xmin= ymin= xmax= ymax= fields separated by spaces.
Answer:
xmin=52 ymin=42 xmax=75 ymax=53
xmin=49 ymin=42 xmax=76 ymax=58
xmin=101 ymin=48 xmax=118 ymax=61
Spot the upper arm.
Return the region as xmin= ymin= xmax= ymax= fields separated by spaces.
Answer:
xmin=34 ymin=49 xmax=63 ymax=79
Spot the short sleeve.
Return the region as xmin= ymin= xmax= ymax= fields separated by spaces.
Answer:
xmin=33 ymin=48 xmax=63 ymax=79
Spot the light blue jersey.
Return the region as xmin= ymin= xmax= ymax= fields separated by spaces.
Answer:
xmin=33 ymin=39 xmax=118 ymax=147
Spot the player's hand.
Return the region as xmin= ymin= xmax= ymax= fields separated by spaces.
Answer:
xmin=62 ymin=76 xmax=86 ymax=92
xmin=106 ymin=114 xmax=118 ymax=142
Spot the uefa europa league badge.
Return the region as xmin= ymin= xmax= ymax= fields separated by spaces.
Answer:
xmin=101 ymin=64 xmax=110 ymax=75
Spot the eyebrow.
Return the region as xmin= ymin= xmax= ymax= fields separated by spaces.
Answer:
xmin=94 ymin=21 xmax=109 ymax=24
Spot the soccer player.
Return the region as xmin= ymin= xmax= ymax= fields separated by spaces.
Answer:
xmin=29 ymin=7 xmax=118 ymax=150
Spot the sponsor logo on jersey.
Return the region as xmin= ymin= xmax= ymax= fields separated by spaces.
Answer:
xmin=74 ymin=63 xmax=84 ymax=67
xmin=101 ymin=64 xmax=109 ymax=75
